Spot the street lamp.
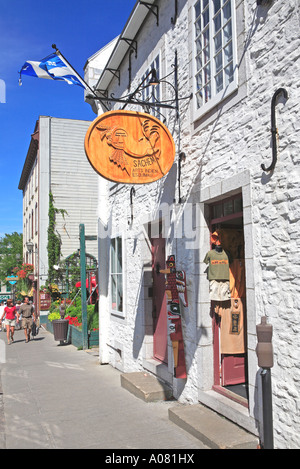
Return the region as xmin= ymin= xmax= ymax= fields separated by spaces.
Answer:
xmin=26 ymin=241 xmax=34 ymax=253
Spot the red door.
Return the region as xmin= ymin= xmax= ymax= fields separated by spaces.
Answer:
xmin=151 ymin=237 xmax=168 ymax=364
xmin=221 ymin=355 xmax=246 ymax=386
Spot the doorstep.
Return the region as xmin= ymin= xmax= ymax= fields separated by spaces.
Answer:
xmin=169 ymin=404 xmax=259 ymax=449
xmin=120 ymin=372 xmax=173 ymax=402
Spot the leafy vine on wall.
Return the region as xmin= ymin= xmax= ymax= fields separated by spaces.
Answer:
xmin=47 ymin=192 xmax=68 ymax=284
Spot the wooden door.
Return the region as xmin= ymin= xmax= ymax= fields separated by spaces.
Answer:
xmin=151 ymin=237 xmax=168 ymax=364
xmin=221 ymin=355 xmax=246 ymax=386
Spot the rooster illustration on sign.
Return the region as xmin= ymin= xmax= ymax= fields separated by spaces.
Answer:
xmin=96 ymin=119 xmax=161 ymax=173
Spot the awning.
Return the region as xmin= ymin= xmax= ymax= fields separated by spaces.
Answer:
xmin=75 ymin=277 xmax=97 ymax=288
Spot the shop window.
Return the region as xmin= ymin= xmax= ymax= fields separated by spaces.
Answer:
xmin=110 ymin=236 xmax=123 ymax=314
xmin=193 ymin=0 xmax=238 ymax=119
xmin=211 ymin=193 xmax=242 ymax=223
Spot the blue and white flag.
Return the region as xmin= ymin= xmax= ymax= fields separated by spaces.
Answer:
xmin=19 ymin=53 xmax=85 ymax=88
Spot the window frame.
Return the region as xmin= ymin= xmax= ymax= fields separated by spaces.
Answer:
xmin=110 ymin=235 xmax=124 ymax=317
xmin=192 ymin=0 xmax=238 ymax=121
xmin=140 ymin=54 xmax=162 ymax=119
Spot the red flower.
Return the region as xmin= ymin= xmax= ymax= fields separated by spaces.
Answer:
xmin=17 ymin=269 xmax=27 ymax=279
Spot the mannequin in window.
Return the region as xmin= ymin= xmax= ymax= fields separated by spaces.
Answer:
xmin=203 ymin=231 xmax=232 ymax=301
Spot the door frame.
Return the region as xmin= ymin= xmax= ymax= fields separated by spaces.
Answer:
xmin=209 ymin=193 xmax=249 ymax=406
xmin=151 ymin=235 xmax=168 ymax=364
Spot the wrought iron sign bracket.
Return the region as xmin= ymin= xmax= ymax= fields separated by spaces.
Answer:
xmin=139 ymin=2 xmax=159 ymax=26
xmin=88 ymin=52 xmax=192 ymax=118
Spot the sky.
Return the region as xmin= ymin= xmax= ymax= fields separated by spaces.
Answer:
xmin=0 ymin=0 xmax=137 ymax=238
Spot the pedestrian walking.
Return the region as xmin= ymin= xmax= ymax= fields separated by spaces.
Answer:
xmin=15 ymin=300 xmax=22 ymax=330
xmin=0 ymin=301 xmax=5 ymax=331
xmin=18 ymin=296 xmax=35 ymax=343
xmin=0 ymin=299 xmax=19 ymax=344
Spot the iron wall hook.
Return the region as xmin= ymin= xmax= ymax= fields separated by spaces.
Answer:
xmin=261 ymin=88 xmax=288 ymax=172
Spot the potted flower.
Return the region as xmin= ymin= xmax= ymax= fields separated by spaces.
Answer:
xmin=49 ymin=300 xmax=69 ymax=345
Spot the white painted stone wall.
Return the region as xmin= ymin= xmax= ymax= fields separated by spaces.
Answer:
xmin=88 ymin=0 xmax=300 ymax=448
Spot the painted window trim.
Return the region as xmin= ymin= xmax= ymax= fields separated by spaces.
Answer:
xmin=192 ymin=0 xmax=238 ymax=122
xmin=110 ymin=234 xmax=125 ymax=318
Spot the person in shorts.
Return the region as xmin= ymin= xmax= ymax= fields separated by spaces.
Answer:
xmin=18 ymin=297 xmax=35 ymax=343
xmin=0 ymin=299 xmax=19 ymax=344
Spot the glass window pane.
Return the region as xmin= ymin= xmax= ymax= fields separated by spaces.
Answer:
xmin=117 ymin=237 xmax=122 ymax=273
xmin=203 ymin=27 xmax=210 ymax=46
xmin=203 ymin=45 xmax=210 ymax=64
xmin=204 ymin=63 xmax=211 ymax=84
xmin=195 ymin=18 xmax=201 ymax=36
xmin=223 ymin=20 xmax=232 ymax=43
xmin=111 ymin=275 xmax=117 ymax=309
xmin=223 ymin=1 xmax=231 ymax=22
xmin=215 ymin=51 xmax=223 ymax=73
xmin=234 ymin=197 xmax=243 ymax=213
xmin=196 ymin=72 xmax=202 ymax=90
xmin=203 ymin=8 xmax=209 ymax=28
xmin=225 ymin=63 xmax=234 ymax=85
xmin=214 ymin=31 xmax=222 ymax=53
xmin=111 ymin=238 xmax=116 ymax=271
xmin=195 ymin=0 xmax=201 ymax=19
xmin=224 ymin=41 xmax=233 ymax=65
xmin=213 ymin=203 xmax=223 ymax=219
xmin=196 ymin=91 xmax=203 ymax=109
xmin=117 ymin=276 xmax=123 ymax=311
xmin=196 ymin=37 xmax=202 ymax=54
xmin=196 ymin=54 xmax=202 ymax=71
xmin=213 ymin=0 xmax=221 ymax=14
xmin=203 ymin=0 xmax=209 ymax=10
xmin=204 ymin=83 xmax=211 ymax=102
xmin=215 ymin=71 xmax=223 ymax=93
xmin=214 ymin=12 xmax=221 ymax=33
xmin=224 ymin=200 xmax=233 ymax=216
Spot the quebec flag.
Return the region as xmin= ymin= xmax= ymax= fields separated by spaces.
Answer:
xmin=19 ymin=53 xmax=84 ymax=88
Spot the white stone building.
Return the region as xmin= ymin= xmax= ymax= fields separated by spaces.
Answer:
xmin=18 ymin=116 xmax=98 ymax=310
xmin=85 ymin=0 xmax=300 ymax=448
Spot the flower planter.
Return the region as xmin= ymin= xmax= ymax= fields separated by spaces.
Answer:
xmin=46 ymin=320 xmax=99 ymax=349
xmin=68 ymin=324 xmax=99 ymax=349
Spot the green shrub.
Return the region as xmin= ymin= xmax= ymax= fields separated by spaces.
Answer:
xmin=48 ymin=311 xmax=61 ymax=322
xmin=65 ymin=303 xmax=98 ymax=330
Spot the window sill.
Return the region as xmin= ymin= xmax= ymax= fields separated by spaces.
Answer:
xmin=193 ymin=81 xmax=238 ymax=124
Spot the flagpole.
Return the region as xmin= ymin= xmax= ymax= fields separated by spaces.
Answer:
xmin=51 ymin=44 xmax=109 ymax=111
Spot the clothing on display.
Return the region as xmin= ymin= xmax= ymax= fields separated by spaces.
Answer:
xmin=203 ymin=248 xmax=232 ymax=281
xmin=214 ymin=298 xmax=245 ymax=354
xmin=207 ymin=228 xmax=246 ymax=356
xmin=209 ymin=279 xmax=231 ymax=301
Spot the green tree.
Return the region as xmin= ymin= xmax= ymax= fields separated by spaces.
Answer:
xmin=0 ymin=232 xmax=23 ymax=282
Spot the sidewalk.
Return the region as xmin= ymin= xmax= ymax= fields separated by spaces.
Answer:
xmin=0 ymin=328 xmax=208 ymax=450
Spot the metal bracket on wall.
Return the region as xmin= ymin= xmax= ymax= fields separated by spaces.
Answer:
xmin=139 ymin=2 xmax=159 ymax=26
xmin=261 ymin=88 xmax=288 ymax=172
xmin=106 ymin=68 xmax=120 ymax=86
xmin=120 ymin=38 xmax=137 ymax=58
xmin=171 ymin=0 xmax=178 ymax=24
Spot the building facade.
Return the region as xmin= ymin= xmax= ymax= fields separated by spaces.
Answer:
xmin=85 ymin=0 xmax=300 ymax=448
xmin=18 ymin=116 xmax=98 ymax=312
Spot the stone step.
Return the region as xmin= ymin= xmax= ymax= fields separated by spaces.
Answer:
xmin=121 ymin=372 xmax=173 ymax=402
xmin=169 ymin=404 xmax=259 ymax=449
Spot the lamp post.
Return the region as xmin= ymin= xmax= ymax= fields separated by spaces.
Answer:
xmin=25 ymin=241 xmax=39 ymax=316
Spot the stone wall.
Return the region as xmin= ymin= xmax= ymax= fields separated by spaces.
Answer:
xmin=91 ymin=0 xmax=300 ymax=448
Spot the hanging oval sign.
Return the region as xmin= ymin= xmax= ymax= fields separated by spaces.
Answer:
xmin=85 ymin=110 xmax=175 ymax=184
